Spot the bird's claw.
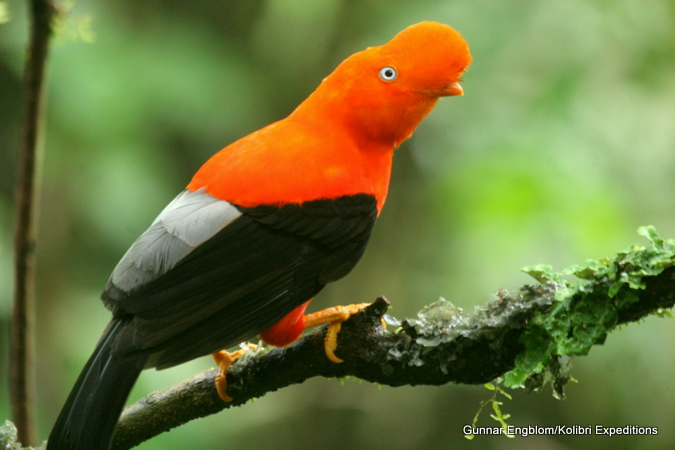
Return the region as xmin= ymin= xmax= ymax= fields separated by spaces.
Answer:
xmin=305 ymin=303 xmax=384 ymax=363
xmin=212 ymin=343 xmax=258 ymax=401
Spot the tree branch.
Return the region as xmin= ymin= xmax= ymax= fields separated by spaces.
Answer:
xmin=108 ymin=228 xmax=675 ymax=449
xmin=11 ymin=0 xmax=55 ymax=445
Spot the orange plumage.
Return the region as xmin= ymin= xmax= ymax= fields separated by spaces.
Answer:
xmin=188 ymin=21 xmax=471 ymax=211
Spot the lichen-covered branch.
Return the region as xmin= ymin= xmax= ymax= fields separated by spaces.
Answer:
xmin=108 ymin=227 xmax=675 ymax=450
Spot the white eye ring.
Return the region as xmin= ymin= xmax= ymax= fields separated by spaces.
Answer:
xmin=378 ymin=66 xmax=398 ymax=81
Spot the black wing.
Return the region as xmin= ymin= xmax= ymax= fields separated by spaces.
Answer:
xmin=101 ymin=190 xmax=377 ymax=369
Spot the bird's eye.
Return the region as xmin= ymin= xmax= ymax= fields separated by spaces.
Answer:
xmin=378 ymin=66 xmax=398 ymax=81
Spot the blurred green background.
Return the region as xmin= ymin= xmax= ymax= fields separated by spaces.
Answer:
xmin=2 ymin=0 xmax=675 ymax=448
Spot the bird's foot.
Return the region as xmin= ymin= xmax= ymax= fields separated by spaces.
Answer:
xmin=212 ymin=343 xmax=258 ymax=401
xmin=304 ymin=303 xmax=384 ymax=363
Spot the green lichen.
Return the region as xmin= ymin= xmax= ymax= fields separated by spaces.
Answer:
xmin=387 ymin=284 xmax=556 ymax=374
xmin=386 ymin=226 xmax=674 ymax=402
xmin=504 ymin=226 xmax=675 ymax=396
xmin=465 ymin=384 xmax=514 ymax=440
xmin=0 ymin=421 xmax=29 ymax=450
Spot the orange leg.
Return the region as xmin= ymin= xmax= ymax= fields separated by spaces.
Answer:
xmin=212 ymin=344 xmax=258 ymax=402
xmin=213 ymin=302 xmax=383 ymax=402
xmin=303 ymin=303 xmax=372 ymax=363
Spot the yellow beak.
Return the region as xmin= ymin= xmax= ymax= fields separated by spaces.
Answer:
xmin=441 ymin=81 xmax=464 ymax=97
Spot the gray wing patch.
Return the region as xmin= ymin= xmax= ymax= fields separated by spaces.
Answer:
xmin=109 ymin=188 xmax=242 ymax=294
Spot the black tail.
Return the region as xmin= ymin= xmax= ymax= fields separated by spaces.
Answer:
xmin=48 ymin=318 xmax=146 ymax=450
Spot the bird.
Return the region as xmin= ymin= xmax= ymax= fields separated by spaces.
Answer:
xmin=47 ymin=21 xmax=471 ymax=449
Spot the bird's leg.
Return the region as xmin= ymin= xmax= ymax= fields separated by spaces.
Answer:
xmin=212 ymin=343 xmax=258 ymax=401
xmin=214 ymin=303 xmax=385 ymax=401
xmin=303 ymin=303 xmax=384 ymax=363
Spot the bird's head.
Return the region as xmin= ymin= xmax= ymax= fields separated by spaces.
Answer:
xmin=297 ymin=21 xmax=472 ymax=147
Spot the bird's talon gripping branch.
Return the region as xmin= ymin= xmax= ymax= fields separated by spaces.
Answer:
xmin=304 ymin=303 xmax=372 ymax=363
xmin=213 ymin=344 xmax=258 ymax=402
xmin=324 ymin=321 xmax=344 ymax=363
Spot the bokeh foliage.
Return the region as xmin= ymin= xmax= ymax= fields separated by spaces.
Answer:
xmin=1 ymin=0 xmax=675 ymax=448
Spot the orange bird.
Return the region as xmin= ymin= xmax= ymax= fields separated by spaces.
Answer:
xmin=47 ymin=21 xmax=471 ymax=449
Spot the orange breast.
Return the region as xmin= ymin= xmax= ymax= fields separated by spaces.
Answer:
xmin=187 ymin=116 xmax=394 ymax=212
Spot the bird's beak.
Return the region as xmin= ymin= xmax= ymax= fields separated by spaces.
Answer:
xmin=440 ymin=81 xmax=464 ymax=97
